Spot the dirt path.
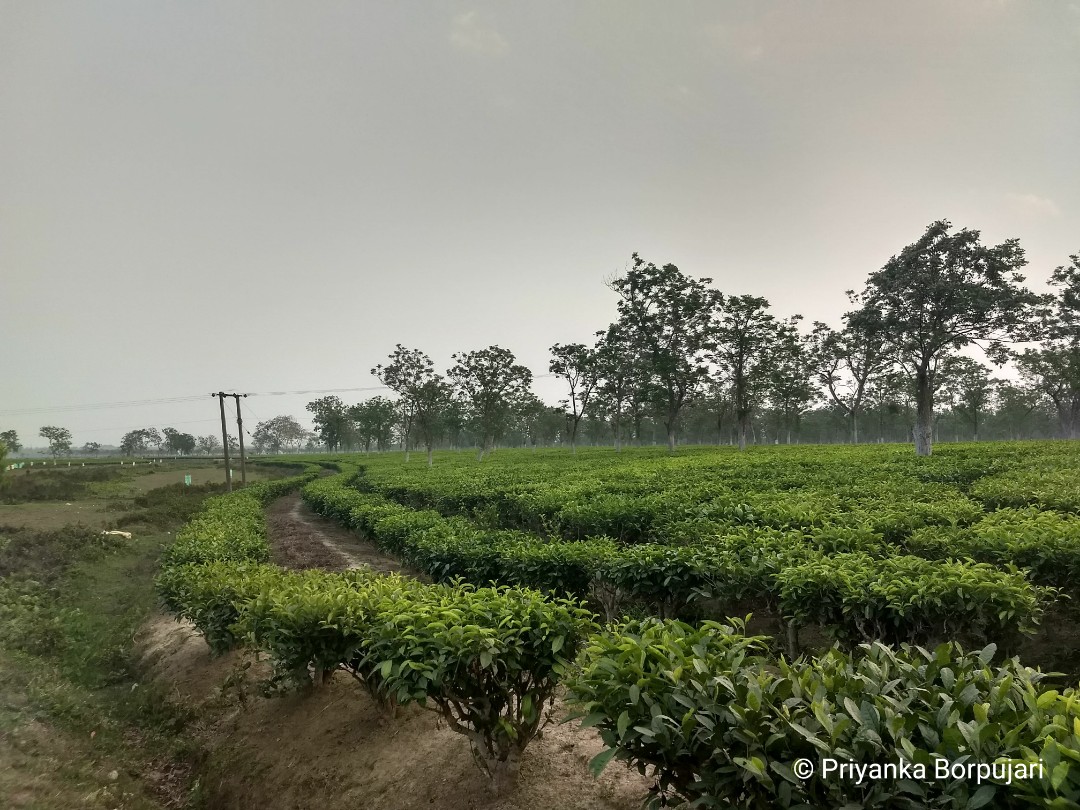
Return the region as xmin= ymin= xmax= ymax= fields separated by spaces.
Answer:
xmin=265 ymin=493 xmax=419 ymax=576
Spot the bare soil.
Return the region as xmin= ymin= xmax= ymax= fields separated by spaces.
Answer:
xmin=265 ymin=493 xmax=420 ymax=576
xmin=138 ymin=493 xmax=652 ymax=810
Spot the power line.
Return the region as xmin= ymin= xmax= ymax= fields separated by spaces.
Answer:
xmin=0 ymin=394 xmax=208 ymax=416
xmin=3 ymin=374 xmax=562 ymax=419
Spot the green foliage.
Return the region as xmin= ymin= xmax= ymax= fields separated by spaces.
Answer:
xmin=0 ymin=465 xmax=122 ymax=504
xmin=972 ymin=468 xmax=1080 ymax=513
xmin=904 ymin=507 xmax=1080 ymax=591
xmin=305 ymin=470 xmax=1049 ymax=646
xmin=777 ymin=552 xmax=1052 ymax=647
xmin=569 ymin=620 xmax=1080 ymax=808
xmin=39 ymin=425 xmax=73 ymax=457
xmin=158 ymin=466 xmax=597 ymax=786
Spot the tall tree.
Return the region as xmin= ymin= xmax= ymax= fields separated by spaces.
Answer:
xmin=448 ymin=345 xmax=533 ymax=460
xmin=991 ymin=382 xmax=1043 ymax=441
xmin=196 ymin=435 xmax=221 ymax=455
xmin=0 ymin=430 xmax=21 ymax=454
xmin=711 ymin=295 xmax=784 ymax=451
xmin=251 ymin=415 xmax=307 ymax=453
xmin=608 ymin=254 xmax=720 ymax=452
xmin=549 ymin=342 xmax=599 ymax=453
xmin=349 ymin=397 xmax=399 ymax=453
xmin=372 ymin=345 xmax=450 ymax=464
xmin=767 ymin=317 xmax=819 ymax=444
xmin=414 ymin=377 xmax=454 ymax=466
xmin=592 ymin=324 xmax=640 ymax=452
xmin=162 ymin=427 xmax=197 ymax=455
xmin=120 ymin=428 xmax=158 ymax=456
xmin=1015 ymin=253 xmax=1080 ymax=439
xmin=849 ymin=220 xmax=1037 ymax=456
xmin=39 ymin=426 xmax=73 ymax=457
xmin=810 ymin=305 xmax=892 ymax=443
xmin=306 ymin=396 xmax=350 ymax=452
xmin=940 ymin=357 xmax=996 ymax=441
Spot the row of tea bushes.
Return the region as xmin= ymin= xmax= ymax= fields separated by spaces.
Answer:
xmin=567 ymin=618 xmax=1080 ymax=808
xmin=157 ymin=472 xmax=596 ymax=789
xmin=302 ymin=474 xmax=1053 ymax=650
xmin=360 ymin=468 xmax=987 ymax=546
xmin=902 ymin=507 xmax=1080 ymax=592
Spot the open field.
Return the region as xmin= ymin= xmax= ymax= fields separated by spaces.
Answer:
xmin=0 ymin=462 xmax=275 ymax=530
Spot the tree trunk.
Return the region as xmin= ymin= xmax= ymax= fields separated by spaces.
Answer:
xmin=427 ymin=446 xmax=433 ymax=467
xmin=913 ymin=368 xmax=933 ymax=457
xmin=666 ymin=424 xmax=676 ymax=454
xmin=851 ymin=412 xmax=859 ymax=444
xmin=613 ymin=413 xmax=622 ymax=453
xmin=737 ymin=412 xmax=750 ymax=452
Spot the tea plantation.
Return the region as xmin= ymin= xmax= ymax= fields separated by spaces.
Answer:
xmin=159 ymin=442 xmax=1080 ymax=807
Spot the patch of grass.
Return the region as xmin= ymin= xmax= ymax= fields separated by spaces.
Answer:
xmin=116 ymin=483 xmax=231 ymax=531
xmin=0 ymin=484 xmax=223 ymax=809
xmin=0 ymin=466 xmax=123 ymax=504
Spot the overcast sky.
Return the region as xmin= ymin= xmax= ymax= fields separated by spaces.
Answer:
xmin=2 ymin=1 xmax=1078 ymax=448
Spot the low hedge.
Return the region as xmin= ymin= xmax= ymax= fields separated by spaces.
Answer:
xmin=304 ymin=475 xmax=1052 ymax=649
xmin=158 ymin=471 xmax=596 ymax=790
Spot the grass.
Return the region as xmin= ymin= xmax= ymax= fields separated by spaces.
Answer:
xmin=0 ymin=465 xmax=122 ymax=504
xmin=0 ymin=467 xmax=234 ymax=809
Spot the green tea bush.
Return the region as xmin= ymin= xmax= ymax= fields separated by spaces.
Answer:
xmin=160 ymin=470 xmax=597 ymax=791
xmin=904 ymin=508 xmax=1080 ymax=591
xmin=972 ymin=469 xmax=1080 ymax=513
xmin=777 ymin=553 xmax=1052 ymax=647
xmin=569 ymin=619 xmax=1080 ymax=809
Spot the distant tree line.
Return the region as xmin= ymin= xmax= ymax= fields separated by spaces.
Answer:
xmin=291 ymin=220 xmax=1076 ymax=459
xmin=6 ymin=221 xmax=1076 ymax=459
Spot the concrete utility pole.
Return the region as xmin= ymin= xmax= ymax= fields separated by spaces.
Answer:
xmin=233 ymin=394 xmax=247 ymax=486
xmin=213 ymin=392 xmax=248 ymax=490
xmin=216 ymin=392 xmax=232 ymax=492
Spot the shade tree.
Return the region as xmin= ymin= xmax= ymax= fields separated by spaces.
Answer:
xmin=448 ymin=345 xmax=533 ymax=461
xmin=39 ymin=426 xmax=73 ymax=457
xmin=848 ymin=220 xmax=1038 ymax=456
xmin=940 ymin=356 xmax=997 ymax=441
xmin=608 ymin=254 xmax=720 ymax=453
xmin=0 ymin=430 xmax=21 ymax=454
xmin=306 ymin=396 xmax=350 ymax=452
xmin=349 ymin=397 xmax=399 ymax=453
xmin=372 ymin=345 xmax=453 ymax=464
xmin=810 ymin=305 xmax=892 ymax=443
xmin=1015 ymin=253 xmax=1080 ymax=439
xmin=196 ymin=435 xmax=221 ymax=455
xmin=251 ymin=415 xmax=308 ymax=453
xmin=549 ymin=342 xmax=600 ymax=453
xmin=711 ymin=295 xmax=786 ymax=451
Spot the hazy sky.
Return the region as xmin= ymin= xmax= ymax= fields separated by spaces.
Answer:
xmin=2 ymin=1 xmax=1078 ymax=447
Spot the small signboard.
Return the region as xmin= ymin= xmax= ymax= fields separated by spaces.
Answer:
xmin=184 ymin=474 xmax=192 ymax=486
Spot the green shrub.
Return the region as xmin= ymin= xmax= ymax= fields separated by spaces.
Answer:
xmin=569 ymin=619 xmax=1080 ymax=809
xmin=777 ymin=553 xmax=1052 ymax=647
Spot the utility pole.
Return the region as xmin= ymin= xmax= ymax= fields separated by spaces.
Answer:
xmin=233 ymin=394 xmax=248 ymax=486
xmin=213 ymin=392 xmax=249 ymax=490
xmin=215 ymin=392 xmax=232 ymax=492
